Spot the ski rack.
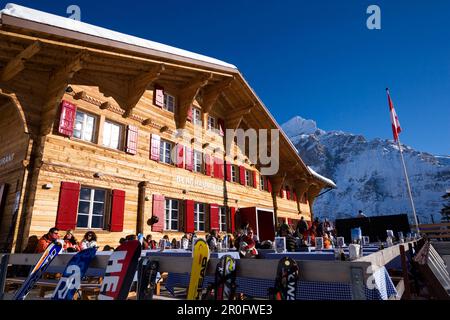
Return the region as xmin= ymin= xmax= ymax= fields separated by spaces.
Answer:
xmin=0 ymin=241 xmax=422 ymax=300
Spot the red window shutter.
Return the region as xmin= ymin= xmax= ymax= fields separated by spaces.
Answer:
xmin=293 ymin=189 xmax=298 ymax=202
xmin=150 ymin=134 xmax=161 ymax=161
xmin=153 ymin=85 xmax=164 ymax=108
xmin=253 ymin=171 xmax=258 ymax=189
xmin=267 ymin=178 xmax=273 ymax=193
xmin=125 ymin=125 xmax=138 ymax=155
xmin=187 ymin=106 xmax=193 ymax=122
xmin=184 ymin=200 xmax=195 ymax=233
xmin=229 ymin=207 xmax=236 ymax=233
xmin=110 ymin=190 xmax=126 ymax=232
xmin=152 ymin=194 xmax=165 ymax=232
xmin=213 ymin=157 xmax=224 ymax=180
xmin=204 ymin=154 xmax=212 ymax=176
xmin=56 ymin=182 xmax=80 ymax=230
xmin=209 ymin=204 xmax=220 ymax=231
xmin=58 ymin=100 xmax=77 ymax=137
xmin=176 ymin=144 xmax=185 ymax=168
xmin=218 ymin=118 xmax=225 ymax=137
xmin=286 ymin=187 xmax=291 ymax=200
xmin=185 ymin=147 xmax=193 ymax=171
xmin=239 ymin=166 xmax=246 ymax=185
xmin=226 ymin=163 xmax=232 ymax=182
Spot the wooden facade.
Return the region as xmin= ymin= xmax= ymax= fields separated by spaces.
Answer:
xmin=0 ymin=5 xmax=333 ymax=252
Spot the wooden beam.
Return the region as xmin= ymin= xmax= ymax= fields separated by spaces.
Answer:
xmin=123 ymin=64 xmax=165 ymax=117
xmin=0 ymin=41 xmax=41 ymax=82
xmin=226 ymin=104 xmax=255 ymax=122
xmin=202 ymin=77 xmax=234 ymax=114
xmin=40 ymin=51 xmax=88 ymax=135
xmin=176 ymin=73 xmax=213 ymax=129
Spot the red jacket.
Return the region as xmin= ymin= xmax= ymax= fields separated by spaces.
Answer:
xmin=35 ymin=234 xmax=52 ymax=253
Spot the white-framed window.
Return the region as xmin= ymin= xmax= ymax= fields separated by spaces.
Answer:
xmin=207 ymin=116 xmax=216 ymax=131
xmin=73 ymin=110 xmax=96 ymax=142
xmin=77 ymin=187 xmax=106 ymax=229
xmin=245 ymin=170 xmax=251 ymax=186
xmin=260 ymin=175 xmax=265 ymax=191
xmin=194 ymin=151 xmax=203 ymax=173
xmin=219 ymin=206 xmax=227 ymax=232
xmin=160 ymin=140 xmax=174 ymax=164
xmin=194 ymin=203 xmax=205 ymax=231
xmin=193 ymin=108 xmax=202 ymax=126
xmin=164 ymin=198 xmax=179 ymax=231
xmin=163 ymin=93 xmax=176 ymax=113
xmin=102 ymin=120 xmax=122 ymax=150
xmin=231 ymin=165 xmax=237 ymax=183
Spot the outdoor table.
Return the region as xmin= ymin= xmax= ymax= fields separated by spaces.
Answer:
xmin=262 ymin=252 xmax=336 ymax=261
xmin=143 ymin=249 xmax=240 ymax=259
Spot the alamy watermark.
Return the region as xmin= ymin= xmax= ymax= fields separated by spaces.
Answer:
xmin=67 ymin=5 xmax=81 ymax=21
xmin=367 ymin=5 xmax=381 ymax=30
xmin=168 ymin=124 xmax=280 ymax=176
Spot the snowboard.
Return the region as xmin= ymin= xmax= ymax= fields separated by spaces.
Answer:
xmin=187 ymin=238 xmax=210 ymax=300
xmin=51 ymin=247 xmax=97 ymax=300
xmin=98 ymin=240 xmax=141 ymax=300
xmin=269 ymin=257 xmax=299 ymax=300
xmin=136 ymin=257 xmax=159 ymax=300
xmin=14 ymin=242 xmax=63 ymax=300
xmin=205 ymin=255 xmax=237 ymax=300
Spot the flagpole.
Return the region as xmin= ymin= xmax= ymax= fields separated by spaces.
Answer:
xmin=396 ymin=137 xmax=420 ymax=234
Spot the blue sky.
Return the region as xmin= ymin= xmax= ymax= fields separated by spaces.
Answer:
xmin=2 ymin=0 xmax=449 ymax=155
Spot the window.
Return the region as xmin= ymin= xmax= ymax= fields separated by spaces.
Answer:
xmin=231 ymin=165 xmax=237 ymax=183
xmin=164 ymin=199 xmax=179 ymax=231
xmin=73 ymin=111 xmax=96 ymax=142
xmin=207 ymin=116 xmax=216 ymax=131
xmin=77 ymin=187 xmax=106 ymax=229
xmin=194 ymin=151 xmax=203 ymax=173
xmin=245 ymin=170 xmax=251 ymax=187
xmin=194 ymin=203 xmax=205 ymax=231
xmin=219 ymin=206 xmax=227 ymax=232
xmin=163 ymin=93 xmax=176 ymax=112
xmin=102 ymin=120 xmax=122 ymax=150
xmin=260 ymin=175 xmax=265 ymax=191
xmin=160 ymin=140 xmax=173 ymax=164
xmin=193 ymin=108 xmax=202 ymax=126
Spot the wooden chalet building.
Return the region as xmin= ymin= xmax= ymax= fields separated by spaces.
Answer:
xmin=0 ymin=4 xmax=335 ymax=252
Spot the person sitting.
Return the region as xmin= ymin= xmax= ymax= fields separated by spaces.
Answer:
xmin=323 ymin=233 xmax=332 ymax=249
xmin=206 ymin=229 xmax=219 ymax=251
xmin=63 ymin=230 xmax=80 ymax=252
xmin=125 ymin=234 xmax=137 ymax=241
xmin=80 ymin=231 xmax=97 ymax=250
xmin=144 ymin=234 xmax=157 ymax=250
xmin=171 ymin=238 xmax=178 ymax=249
xmin=239 ymin=228 xmax=258 ymax=258
xmin=279 ymin=224 xmax=297 ymax=252
xmin=308 ymin=225 xmax=317 ymax=247
xmin=36 ymin=227 xmax=60 ymax=253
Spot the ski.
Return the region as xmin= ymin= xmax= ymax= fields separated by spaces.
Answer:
xmin=213 ymin=255 xmax=237 ymax=300
xmin=137 ymin=257 xmax=159 ymax=300
xmin=269 ymin=257 xmax=299 ymax=300
xmin=187 ymin=238 xmax=210 ymax=300
xmin=13 ymin=242 xmax=63 ymax=300
xmin=98 ymin=240 xmax=141 ymax=300
xmin=51 ymin=247 xmax=97 ymax=300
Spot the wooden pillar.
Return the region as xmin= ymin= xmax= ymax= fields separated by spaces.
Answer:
xmin=269 ymin=174 xmax=286 ymax=228
xmin=137 ymin=181 xmax=149 ymax=235
xmin=307 ymin=183 xmax=322 ymax=221
xmin=294 ymin=178 xmax=309 ymax=213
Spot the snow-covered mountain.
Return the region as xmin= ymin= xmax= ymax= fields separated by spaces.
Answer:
xmin=282 ymin=116 xmax=450 ymax=223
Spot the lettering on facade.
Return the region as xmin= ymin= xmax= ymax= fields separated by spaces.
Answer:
xmin=0 ymin=153 xmax=14 ymax=167
xmin=175 ymin=176 xmax=224 ymax=192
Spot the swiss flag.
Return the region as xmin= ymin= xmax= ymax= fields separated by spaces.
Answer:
xmin=387 ymin=88 xmax=402 ymax=142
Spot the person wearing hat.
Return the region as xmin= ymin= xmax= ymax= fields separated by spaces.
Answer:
xmin=63 ymin=230 xmax=80 ymax=252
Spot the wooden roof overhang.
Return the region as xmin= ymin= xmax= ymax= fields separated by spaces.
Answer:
xmin=0 ymin=13 xmax=318 ymax=185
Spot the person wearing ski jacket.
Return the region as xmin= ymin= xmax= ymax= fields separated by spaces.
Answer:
xmin=63 ymin=230 xmax=80 ymax=252
xmin=295 ymin=217 xmax=309 ymax=238
xmin=279 ymin=224 xmax=297 ymax=252
xmin=35 ymin=227 xmax=60 ymax=253
xmin=239 ymin=228 xmax=258 ymax=258
xmin=80 ymin=231 xmax=97 ymax=250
